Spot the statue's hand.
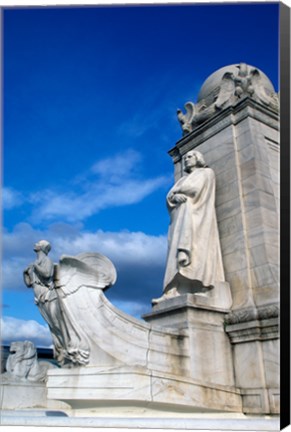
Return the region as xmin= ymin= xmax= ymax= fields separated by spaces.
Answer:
xmin=177 ymin=250 xmax=191 ymax=267
xmin=171 ymin=193 xmax=187 ymax=205
xmin=23 ymin=265 xmax=34 ymax=287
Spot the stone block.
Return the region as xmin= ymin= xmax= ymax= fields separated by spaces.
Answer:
xmin=245 ymin=207 xmax=277 ymax=231
xmin=244 ymin=190 xmax=277 ymax=214
xmin=216 ymin=169 xmax=238 ymax=198
xmin=250 ymin=263 xmax=278 ymax=289
xmin=264 ymin=126 xmax=280 ymax=142
xmin=218 ymin=213 xmax=244 ymax=238
xmin=232 ymin=341 xmax=266 ymax=388
xmin=234 ymin=129 xmax=254 ymax=152
xmin=216 ymin=179 xmax=239 ymax=207
xmin=268 ymin=388 xmax=280 ymax=414
xmin=216 ymin=197 xmax=241 ymax=222
xmin=212 ymin=151 xmax=237 ymax=176
xmin=241 ymin=173 xmax=275 ymax=196
xmin=269 ymin=167 xmax=280 ymax=185
xmin=222 ymin=249 xmax=248 ymax=274
xmin=249 ymin=243 xmax=279 ymax=268
xmin=220 ymin=230 xmax=245 ymax=257
xmin=239 ymin=158 xmax=271 ymax=181
xmin=144 ymin=295 xmax=234 ymax=388
xmin=224 ymin=269 xmax=253 ymax=308
xmin=247 ymin=228 xmax=269 ymax=250
xmin=0 ymin=380 xmax=69 ymax=411
xmin=202 ymin=139 xmax=235 ymax=164
xmin=261 ymin=339 xmax=279 ymax=388
xmin=240 ymin=388 xmax=270 ymax=414
xmin=46 ymin=366 xmax=242 ymax=414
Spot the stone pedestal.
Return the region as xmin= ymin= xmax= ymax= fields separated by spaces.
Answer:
xmin=144 ymin=294 xmax=235 ymax=388
xmin=0 ymin=379 xmax=69 ymax=411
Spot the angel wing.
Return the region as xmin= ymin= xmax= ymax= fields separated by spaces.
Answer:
xmin=215 ymin=72 xmax=235 ymax=109
xmin=54 ymin=252 xmax=117 ymax=298
xmin=177 ymin=102 xmax=196 ymax=134
xmin=249 ymin=69 xmax=272 ymax=106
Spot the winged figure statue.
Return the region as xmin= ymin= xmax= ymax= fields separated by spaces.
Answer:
xmin=24 ymin=241 xmax=117 ymax=367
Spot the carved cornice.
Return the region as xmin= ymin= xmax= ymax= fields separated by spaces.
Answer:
xmin=224 ymin=303 xmax=279 ymax=325
xmin=168 ymin=97 xmax=279 ymax=164
xmin=224 ymin=304 xmax=279 ymax=343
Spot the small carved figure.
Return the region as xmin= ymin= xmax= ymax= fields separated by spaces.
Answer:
xmin=5 ymin=340 xmax=53 ymax=382
xmin=153 ymin=150 xmax=225 ymax=304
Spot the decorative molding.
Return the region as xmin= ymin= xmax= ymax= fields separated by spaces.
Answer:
xmin=168 ymin=97 xmax=279 ymax=164
xmin=224 ymin=303 xmax=279 ymax=325
xmin=224 ymin=304 xmax=279 ymax=343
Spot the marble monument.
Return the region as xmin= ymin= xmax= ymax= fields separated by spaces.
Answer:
xmin=1 ymin=63 xmax=279 ymax=430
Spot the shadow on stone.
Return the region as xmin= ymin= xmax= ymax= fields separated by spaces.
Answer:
xmin=45 ymin=410 xmax=68 ymax=417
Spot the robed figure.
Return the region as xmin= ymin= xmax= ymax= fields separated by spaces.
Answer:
xmin=24 ymin=240 xmax=116 ymax=366
xmin=153 ymin=150 xmax=225 ymax=304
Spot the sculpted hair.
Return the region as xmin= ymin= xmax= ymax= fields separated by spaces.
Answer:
xmin=183 ymin=150 xmax=207 ymax=170
xmin=38 ymin=240 xmax=51 ymax=255
xmin=193 ymin=151 xmax=207 ymax=167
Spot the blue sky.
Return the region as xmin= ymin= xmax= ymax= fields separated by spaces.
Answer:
xmin=2 ymin=3 xmax=279 ymax=347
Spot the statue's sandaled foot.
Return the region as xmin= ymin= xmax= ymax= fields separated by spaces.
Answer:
xmin=152 ymin=288 xmax=179 ymax=305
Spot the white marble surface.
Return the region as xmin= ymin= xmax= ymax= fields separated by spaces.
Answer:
xmin=46 ymin=364 xmax=241 ymax=414
xmin=0 ymin=411 xmax=280 ymax=432
xmin=161 ymin=151 xmax=225 ymax=300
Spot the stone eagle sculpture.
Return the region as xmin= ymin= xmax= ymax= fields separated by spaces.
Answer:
xmin=177 ymin=63 xmax=279 ymax=135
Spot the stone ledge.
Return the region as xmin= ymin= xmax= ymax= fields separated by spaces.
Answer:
xmin=170 ymin=97 xmax=279 ymax=161
xmin=224 ymin=303 xmax=279 ymax=325
xmin=46 ymin=365 xmax=242 ymax=414
xmin=0 ymin=411 xmax=280 ymax=431
xmin=143 ymin=294 xmax=230 ymax=331
xmin=225 ymin=317 xmax=279 ymax=343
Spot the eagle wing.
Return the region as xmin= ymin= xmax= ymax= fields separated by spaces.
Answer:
xmin=249 ymin=68 xmax=273 ymax=106
xmin=215 ymin=72 xmax=235 ymax=109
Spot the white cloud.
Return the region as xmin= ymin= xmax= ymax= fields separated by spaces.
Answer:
xmin=1 ymin=316 xmax=52 ymax=348
xmin=30 ymin=177 xmax=168 ymax=223
xmin=28 ymin=149 xmax=170 ymax=223
xmin=91 ymin=149 xmax=141 ymax=180
xmin=52 ymin=229 xmax=167 ymax=266
xmin=109 ymin=299 xmax=149 ymax=319
xmin=2 ymin=187 xmax=24 ymax=210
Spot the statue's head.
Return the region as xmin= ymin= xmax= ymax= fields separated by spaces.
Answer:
xmin=34 ymin=240 xmax=51 ymax=255
xmin=183 ymin=150 xmax=206 ymax=173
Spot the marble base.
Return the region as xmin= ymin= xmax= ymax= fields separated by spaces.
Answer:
xmin=151 ymin=282 xmax=232 ymax=311
xmin=0 ymin=380 xmax=69 ymax=411
xmin=143 ymin=293 xmax=231 ymax=328
xmin=143 ymin=294 xmax=235 ymax=388
xmin=46 ymin=365 xmax=242 ymax=414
